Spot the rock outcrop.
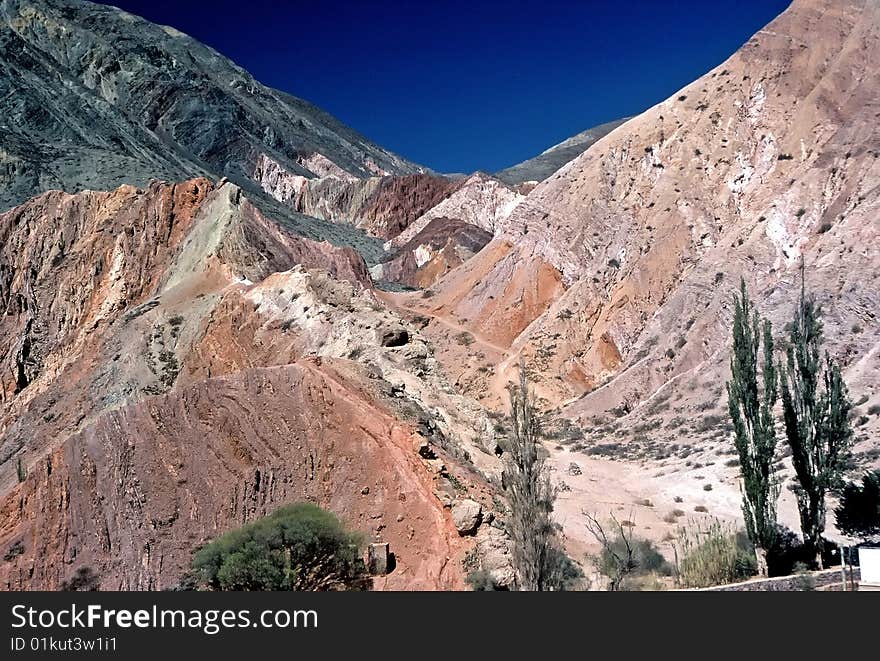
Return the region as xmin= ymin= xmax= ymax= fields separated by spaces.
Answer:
xmin=253 ymin=154 xmax=458 ymax=240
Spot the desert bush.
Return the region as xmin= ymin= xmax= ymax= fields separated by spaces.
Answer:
xmin=60 ymin=567 xmax=101 ymax=592
xmin=466 ymin=569 xmax=500 ymax=591
xmin=455 ymin=331 xmax=475 ymax=346
xmin=674 ymin=520 xmax=756 ymax=587
xmin=693 ymin=413 xmax=725 ymax=433
xmin=585 ymin=513 xmax=674 ymax=590
xmin=3 ymin=540 xmax=24 ymax=562
xmin=192 ymin=502 xmax=369 ymax=591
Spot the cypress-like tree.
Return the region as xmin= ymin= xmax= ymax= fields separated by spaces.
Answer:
xmin=726 ymin=278 xmax=778 ymax=577
xmin=779 ymin=266 xmax=854 ymax=568
xmin=502 ymin=365 xmax=565 ymax=591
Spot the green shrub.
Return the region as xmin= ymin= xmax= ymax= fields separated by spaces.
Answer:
xmin=674 ymin=519 xmax=756 ymax=588
xmin=192 ymin=503 xmax=369 ymax=591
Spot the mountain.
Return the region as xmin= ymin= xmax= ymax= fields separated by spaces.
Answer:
xmin=494 ymin=118 xmax=629 ymax=186
xmin=384 ymin=0 xmax=880 ymax=553
xmin=1 ymin=0 xmax=878 ymax=591
xmin=0 ymin=0 xmax=425 ymax=214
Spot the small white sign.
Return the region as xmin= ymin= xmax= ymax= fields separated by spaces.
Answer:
xmin=858 ymin=547 xmax=880 ymax=585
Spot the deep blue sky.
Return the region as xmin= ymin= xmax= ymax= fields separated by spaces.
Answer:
xmin=100 ymin=0 xmax=791 ymax=173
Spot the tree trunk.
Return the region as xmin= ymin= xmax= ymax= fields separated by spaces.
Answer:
xmin=755 ymin=546 xmax=769 ymax=578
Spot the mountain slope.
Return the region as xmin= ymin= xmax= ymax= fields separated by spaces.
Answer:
xmin=494 ymin=118 xmax=629 ymax=186
xmin=386 ymin=0 xmax=880 ymax=551
xmin=0 ymin=179 xmax=504 ymax=590
xmin=365 ymin=0 xmax=880 ymax=566
xmin=0 ymin=0 xmax=424 ymax=212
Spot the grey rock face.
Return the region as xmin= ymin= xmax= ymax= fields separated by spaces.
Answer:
xmin=0 ymin=0 xmax=425 ymax=213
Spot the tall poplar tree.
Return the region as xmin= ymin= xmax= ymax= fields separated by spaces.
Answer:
xmin=779 ymin=266 xmax=854 ymax=568
xmin=726 ymin=278 xmax=778 ymax=577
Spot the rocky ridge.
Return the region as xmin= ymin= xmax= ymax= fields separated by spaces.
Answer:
xmin=0 ymin=0 xmax=425 ymax=213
